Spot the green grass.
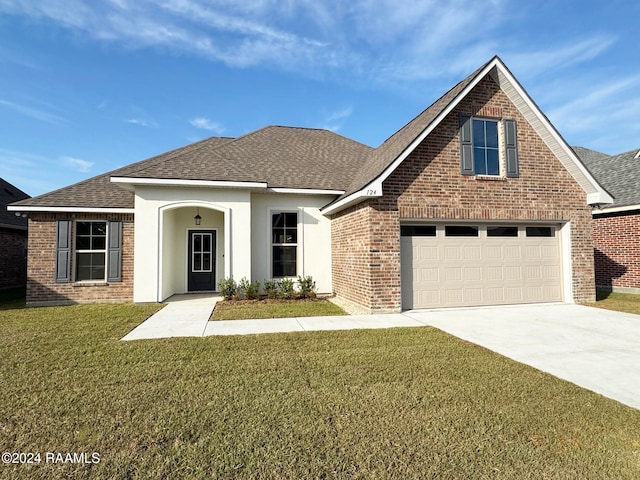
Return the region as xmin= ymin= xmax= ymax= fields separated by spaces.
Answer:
xmin=1 ymin=302 xmax=639 ymax=478
xmin=211 ymin=298 xmax=347 ymax=320
xmin=585 ymin=290 xmax=640 ymax=315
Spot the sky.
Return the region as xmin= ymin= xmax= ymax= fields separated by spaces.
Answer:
xmin=0 ymin=0 xmax=638 ymax=198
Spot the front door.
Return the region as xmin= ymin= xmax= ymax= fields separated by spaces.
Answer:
xmin=188 ymin=230 xmax=216 ymax=292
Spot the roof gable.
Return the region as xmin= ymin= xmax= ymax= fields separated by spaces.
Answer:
xmin=322 ymin=56 xmax=612 ymax=214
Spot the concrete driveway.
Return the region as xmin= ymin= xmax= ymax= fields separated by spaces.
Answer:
xmin=404 ymin=303 xmax=640 ymax=410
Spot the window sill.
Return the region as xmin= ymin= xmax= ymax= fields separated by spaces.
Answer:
xmin=72 ymin=281 xmax=110 ymax=287
xmin=472 ymin=175 xmax=507 ymax=182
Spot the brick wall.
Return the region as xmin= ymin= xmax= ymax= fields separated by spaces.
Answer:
xmin=0 ymin=227 xmax=27 ymax=290
xmin=26 ymin=213 xmax=134 ymax=305
xmin=331 ymin=76 xmax=595 ymax=311
xmin=592 ymin=211 xmax=640 ymax=292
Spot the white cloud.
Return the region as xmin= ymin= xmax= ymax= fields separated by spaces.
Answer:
xmin=0 ymin=149 xmax=84 ymax=196
xmin=319 ymin=106 xmax=353 ymax=132
xmin=544 ymin=74 xmax=640 ymax=153
xmin=190 ymin=117 xmax=224 ymax=133
xmin=61 ymin=155 xmax=94 ymax=173
xmin=125 ymin=118 xmax=157 ymax=128
xmin=0 ymin=98 xmax=65 ymax=124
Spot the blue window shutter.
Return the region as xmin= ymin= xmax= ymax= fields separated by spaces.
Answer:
xmin=55 ymin=220 xmax=71 ymax=283
xmin=107 ymin=221 xmax=122 ymax=282
xmin=504 ymin=119 xmax=519 ymax=178
xmin=459 ymin=115 xmax=474 ymax=175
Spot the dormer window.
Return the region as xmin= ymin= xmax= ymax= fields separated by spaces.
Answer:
xmin=460 ymin=115 xmax=519 ymax=178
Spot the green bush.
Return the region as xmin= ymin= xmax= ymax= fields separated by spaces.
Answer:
xmin=263 ymin=279 xmax=279 ymax=299
xmin=217 ymin=277 xmax=238 ymax=301
xmin=278 ymin=278 xmax=295 ymax=300
xmin=297 ymin=275 xmax=316 ymax=299
xmin=239 ymin=277 xmax=261 ymax=300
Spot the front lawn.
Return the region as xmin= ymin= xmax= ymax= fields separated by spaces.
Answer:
xmin=1 ymin=303 xmax=639 ymax=478
xmin=585 ymin=290 xmax=640 ymax=315
xmin=211 ymin=298 xmax=347 ymax=320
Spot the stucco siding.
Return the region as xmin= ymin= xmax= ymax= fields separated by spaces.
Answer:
xmin=251 ymin=193 xmax=333 ymax=294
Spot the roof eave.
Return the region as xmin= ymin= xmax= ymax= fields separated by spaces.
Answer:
xmin=111 ymin=177 xmax=269 ymax=190
xmin=7 ymin=205 xmax=135 ymax=214
xmin=593 ymin=203 xmax=640 ymax=215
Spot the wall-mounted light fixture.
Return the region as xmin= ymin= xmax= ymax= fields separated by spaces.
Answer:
xmin=194 ymin=207 xmax=202 ymax=226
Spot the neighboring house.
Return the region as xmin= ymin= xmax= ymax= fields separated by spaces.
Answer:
xmin=0 ymin=178 xmax=30 ymax=290
xmin=574 ymin=146 xmax=640 ymax=294
xmin=9 ymin=56 xmax=611 ymax=311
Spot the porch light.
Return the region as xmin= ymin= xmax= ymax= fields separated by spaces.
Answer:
xmin=194 ymin=208 xmax=202 ymax=226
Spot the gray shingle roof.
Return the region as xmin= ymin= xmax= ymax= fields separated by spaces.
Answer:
xmin=12 ymin=136 xmax=234 ymax=209
xmin=0 ymin=178 xmax=30 ymax=228
xmin=573 ymin=146 xmax=640 ymax=208
xmin=341 ymin=59 xmax=491 ymax=198
xmin=13 ymin=128 xmax=373 ymax=210
xmin=117 ymin=126 xmax=373 ymax=191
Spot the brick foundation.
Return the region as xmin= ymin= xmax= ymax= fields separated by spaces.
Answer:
xmin=331 ymin=76 xmax=595 ymax=311
xmin=26 ymin=213 xmax=134 ymax=305
xmin=593 ymin=211 xmax=640 ymax=292
xmin=0 ymin=227 xmax=27 ymax=290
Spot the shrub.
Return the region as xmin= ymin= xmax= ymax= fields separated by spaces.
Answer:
xmin=239 ymin=277 xmax=261 ymax=300
xmin=297 ymin=275 xmax=316 ymax=299
xmin=263 ymin=279 xmax=279 ymax=299
xmin=278 ymin=278 xmax=295 ymax=300
xmin=217 ymin=277 xmax=238 ymax=301
xmin=246 ymin=280 xmax=261 ymax=300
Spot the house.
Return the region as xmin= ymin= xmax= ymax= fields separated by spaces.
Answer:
xmin=574 ymin=146 xmax=640 ymax=294
xmin=9 ymin=56 xmax=612 ymax=311
xmin=0 ymin=178 xmax=30 ymax=290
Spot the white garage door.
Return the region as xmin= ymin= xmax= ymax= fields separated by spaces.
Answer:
xmin=401 ymin=224 xmax=563 ymax=309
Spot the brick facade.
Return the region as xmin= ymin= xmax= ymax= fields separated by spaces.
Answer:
xmin=26 ymin=213 xmax=134 ymax=305
xmin=331 ymin=76 xmax=595 ymax=312
xmin=593 ymin=211 xmax=640 ymax=292
xmin=0 ymin=227 xmax=27 ymax=290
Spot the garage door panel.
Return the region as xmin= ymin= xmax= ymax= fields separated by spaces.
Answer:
xmin=503 ymin=245 xmax=522 ymax=259
xmin=486 ymin=266 xmax=503 ymax=281
xmin=401 ymin=224 xmax=563 ymax=309
xmin=464 ymin=246 xmax=482 ymax=260
xmin=464 ymin=266 xmax=483 ymax=282
xmin=444 ymin=267 xmax=462 ymax=281
xmin=419 ymin=267 xmax=439 ymax=282
xmin=419 ymin=245 xmax=438 ymax=260
xmin=443 ymin=246 xmax=461 ymax=260
xmin=486 ymin=287 xmax=504 ymax=302
xmin=504 ymin=265 xmax=522 ymax=280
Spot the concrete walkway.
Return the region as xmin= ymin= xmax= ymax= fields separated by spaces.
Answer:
xmin=121 ymin=294 xmax=220 ymax=341
xmin=121 ymin=298 xmax=640 ymax=410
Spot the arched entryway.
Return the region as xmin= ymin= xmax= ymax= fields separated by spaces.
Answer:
xmin=158 ymin=202 xmax=230 ymax=301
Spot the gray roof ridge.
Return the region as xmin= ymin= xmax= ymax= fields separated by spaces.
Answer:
xmin=609 ymin=147 xmax=640 ymax=159
xmin=114 ymin=134 xmax=235 ymax=178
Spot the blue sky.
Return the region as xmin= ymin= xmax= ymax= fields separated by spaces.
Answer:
xmin=1 ymin=0 xmax=638 ymax=197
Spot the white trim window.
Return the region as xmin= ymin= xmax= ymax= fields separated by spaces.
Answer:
xmin=75 ymin=221 xmax=107 ymax=281
xmin=271 ymin=211 xmax=298 ymax=277
xmin=460 ymin=115 xmax=519 ymax=178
